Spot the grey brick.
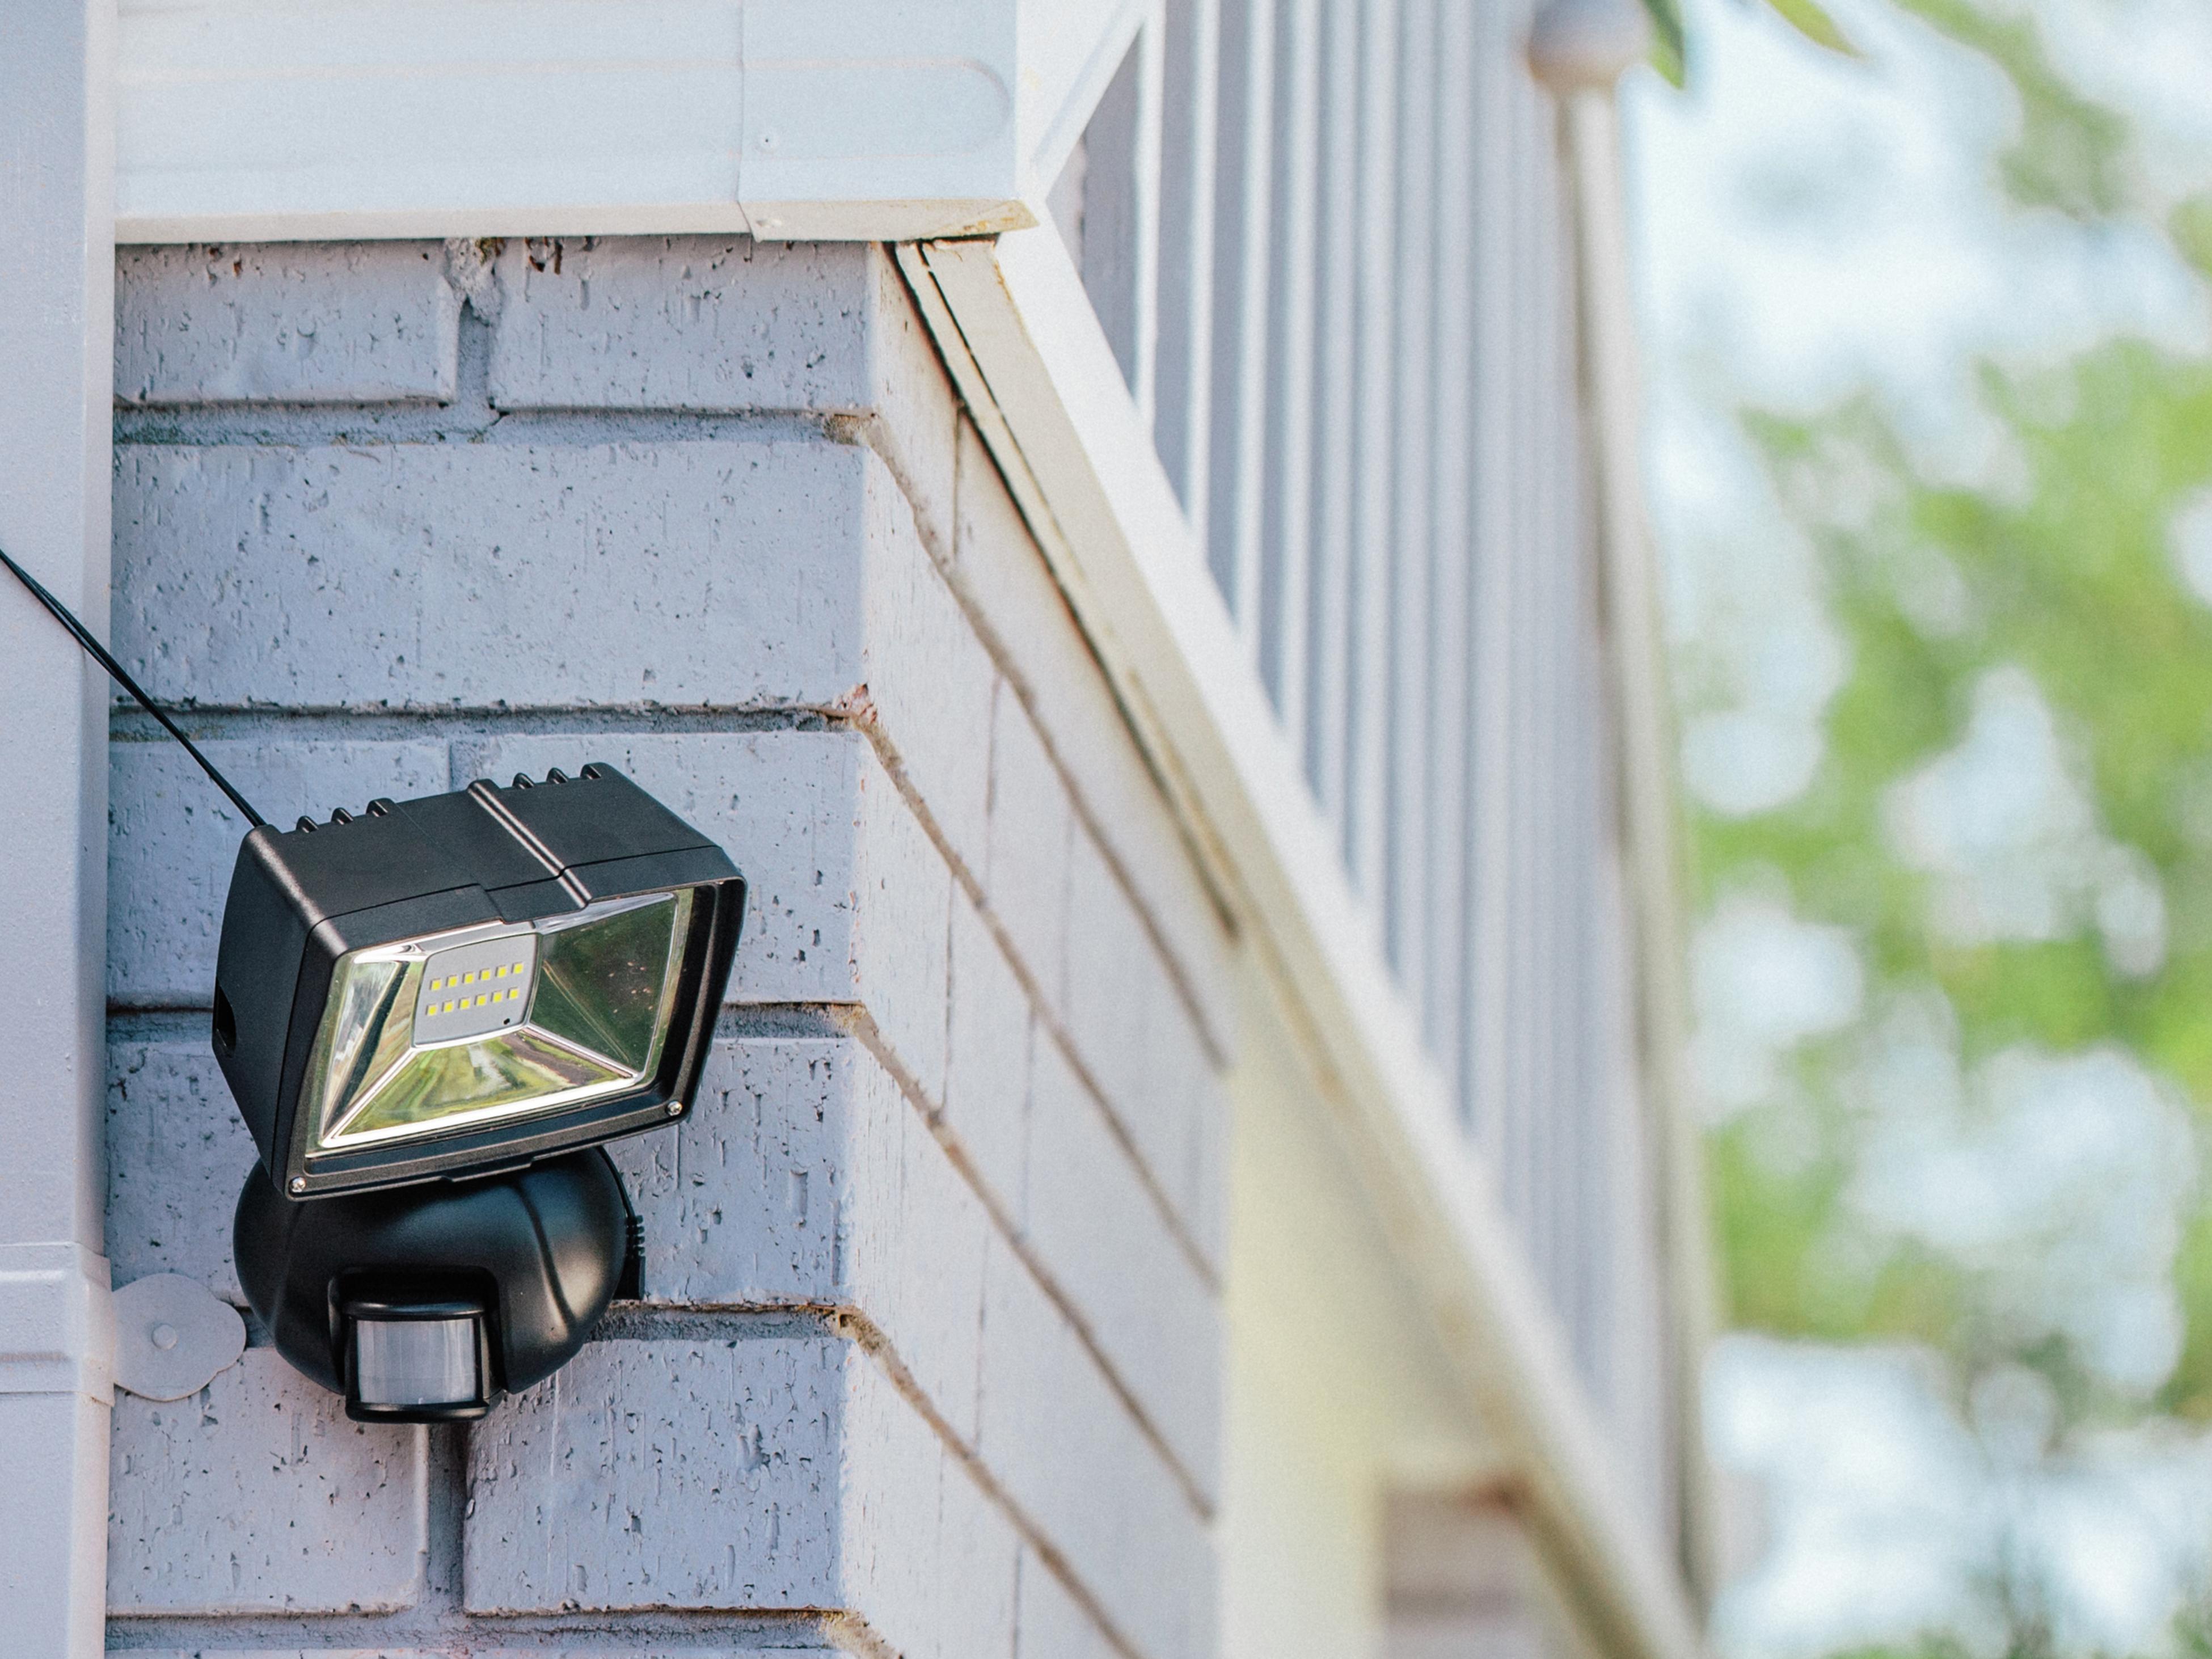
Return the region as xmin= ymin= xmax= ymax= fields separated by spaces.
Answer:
xmin=836 ymin=1039 xmax=989 ymax=1443
xmin=1061 ymin=823 xmax=1222 ymax=1264
xmin=854 ymin=750 xmax=952 ymax=1104
xmin=863 ymin=248 xmax=959 ymax=562
xmin=108 ymin=1350 xmax=427 ymax=1614
xmin=982 ymin=679 xmax=1070 ymax=1017
xmin=116 ymin=242 xmax=460 ymax=406
xmin=838 ymin=1342 xmax=1018 ymax=1659
xmin=108 ymin=736 xmax=449 ymax=1008
xmin=488 ymin=238 xmax=874 ymax=412
xmin=467 ymin=729 xmax=864 ymax=1007
xmin=860 ymin=460 xmax=996 ymax=876
xmin=1016 ymin=1548 xmax=1121 ymax=1659
xmin=608 ymin=1039 xmax=845 ymax=1306
xmin=977 ymin=1235 xmax=1211 ymax=1659
xmin=1061 ymin=826 xmax=1157 ymax=1167
xmin=111 ymin=440 xmax=870 ymax=711
xmin=1025 ymin=1029 xmax=1219 ymax=1500
xmin=465 ymin=1337 xmax=1018 ymax=1657
xmin=1140 ymin=964 xmax=1225 ymax=1268
xmin=943 ymin=885 xmax=1033 ymax=1223
xmin=609 ymin=1035 xmax=987 ymax=1442
xmin=950 ymin=422 xmax=1236 ymax=1061
xmin=107 ymin=1037 xmax=256 ymax=1301
xmin=466 ymin=1336 xmax=842 ymax=1611
xmin=1185 ymin=1066 xmax=1231 ymax=1273
xmin=486 ymin=238 xmax=956 ymax=567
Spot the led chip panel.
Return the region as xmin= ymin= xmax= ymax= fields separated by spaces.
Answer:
xmin=414 ymin=932 xmax=538 ymax=1041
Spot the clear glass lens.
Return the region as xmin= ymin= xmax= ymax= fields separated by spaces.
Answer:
xmin=302 ymin=889 xmax=695 ymax=1159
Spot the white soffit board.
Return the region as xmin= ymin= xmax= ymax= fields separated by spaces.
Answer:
xmin=115 ymin=0 xmax=1135 ymax=243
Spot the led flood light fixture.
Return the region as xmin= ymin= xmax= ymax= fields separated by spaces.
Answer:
xmin=3 ymin=544 xmax=748 ymax=1424
xmin=218 ymin=765 xmax=744 ymax=1419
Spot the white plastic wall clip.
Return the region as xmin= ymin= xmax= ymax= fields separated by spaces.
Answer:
xmin=112 ymin=1274 xmax=246 ymax=1401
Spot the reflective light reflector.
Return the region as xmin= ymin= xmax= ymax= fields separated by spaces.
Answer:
xmin=302 ymin=892 xmax=693 ymax=1154
xmin=211 ymin=764 xmax=745 ymax=1198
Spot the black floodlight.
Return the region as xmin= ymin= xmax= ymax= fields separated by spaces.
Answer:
xmin=3 ymin=547 xmax=749 ymax=1425
xmin=211 ymin=764 xmax=745 ymax=1199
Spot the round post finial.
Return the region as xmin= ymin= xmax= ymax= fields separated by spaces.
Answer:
xmin=1529 ymin=0 xmax=1653 ymax=90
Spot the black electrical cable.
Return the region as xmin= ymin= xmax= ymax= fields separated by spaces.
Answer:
xmin=0 ymin=542 xmax=268 ymax=829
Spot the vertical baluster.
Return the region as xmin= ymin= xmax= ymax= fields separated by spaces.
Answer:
xmin=1466 ymin=0 xmax=1520 ymax=1155
xmin=1386 ymin=0 xmax=1438 ymax=994
xmin=1426 ymin=0 xmax=1479 ymax=1108
xmin=1534 ymin=54 xmax=1577 ymax=1327
xmin=1306 ymin=0 xmax=1360 ymax=821
xmin=1133 ymin=9 xmax=1167 ymax=427
xmin=1260 ymin=0 xmax=1322 ymax=727
xmin=1205 ymin=0 xmax=1277 ymax=638
xmin=1154 ymin=0 xmax=1222 ymax=517
xmin=1346 ymin=0 xmax=1397 ymax=901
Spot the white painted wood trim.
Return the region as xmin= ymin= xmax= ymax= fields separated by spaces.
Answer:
xmin=112 ymin=0 xmax=1149 ymax=244
xmin=0 ymin=4 xmax=119 ymax=1651
xmin=898 ymin=226 xmax=1706 ymax=1659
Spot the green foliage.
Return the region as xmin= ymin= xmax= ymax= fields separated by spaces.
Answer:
xmin=1641 ymin=0 xmax=1859 ymax=90
xmin=1705 ymin=344 xmax=2212 ymax=1374
xmin=1896 ymin=0 xmax=2131 ymax=216
xmin=1684 ymin=0 xmax=2212 ymax=1440
xmin=1764 ymin=0 xmax=1861 ymax=58
xmin=1644 ymin=0 xmax=1688 ymax=86
xmin=2175 ymin=195 xmax=2212 ymax=280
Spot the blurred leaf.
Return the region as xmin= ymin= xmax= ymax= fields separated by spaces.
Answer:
xmin=1898 ymin=0 xmax=2131 ymax=217
xmin=1643 ymin=0 xmax=1688 ymax=85
xmin=2162 ymin=1205 xmax=2212 ymax=1421
xmin=1762 ymin=0 xmax=1860 ymax=58
xmin=2173 ymin=193 xmax=2212 ymax=280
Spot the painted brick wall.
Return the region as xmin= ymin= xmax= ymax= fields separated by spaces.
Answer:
xmin=103 ymin=237 xmax=1235 ymax=1659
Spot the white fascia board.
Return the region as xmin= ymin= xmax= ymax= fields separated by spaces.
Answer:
xmin=116 ymin=0 xmax=1137 ymax=243
xmin=1016 ymin=0 xmax=1149 ymax=192
xmin=899 ymin=227 xmax=1708 ymax=1659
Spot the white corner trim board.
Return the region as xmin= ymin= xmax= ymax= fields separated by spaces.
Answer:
xmin=114 ymin=0 xmax=1146 ymax=244
xmin=2 ymin=3 xmax=118 ymax=1653
xmin=0 ymin=1248 xmax=115 ymax=1406
xmin=896 ymin=225 xmax=1709 ymax=1659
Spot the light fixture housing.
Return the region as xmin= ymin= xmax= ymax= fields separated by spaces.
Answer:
xmin=212 ymin=763 xmax=744 ymax=1199
xmin=234 ymin=1145 xmax=636 ymax=1421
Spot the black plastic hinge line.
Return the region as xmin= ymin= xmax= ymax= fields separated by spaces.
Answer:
xmin=465 ymin=776 xmax=591 ymax=906
xmin=0 ymin=541 xmax=268 ymax=829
